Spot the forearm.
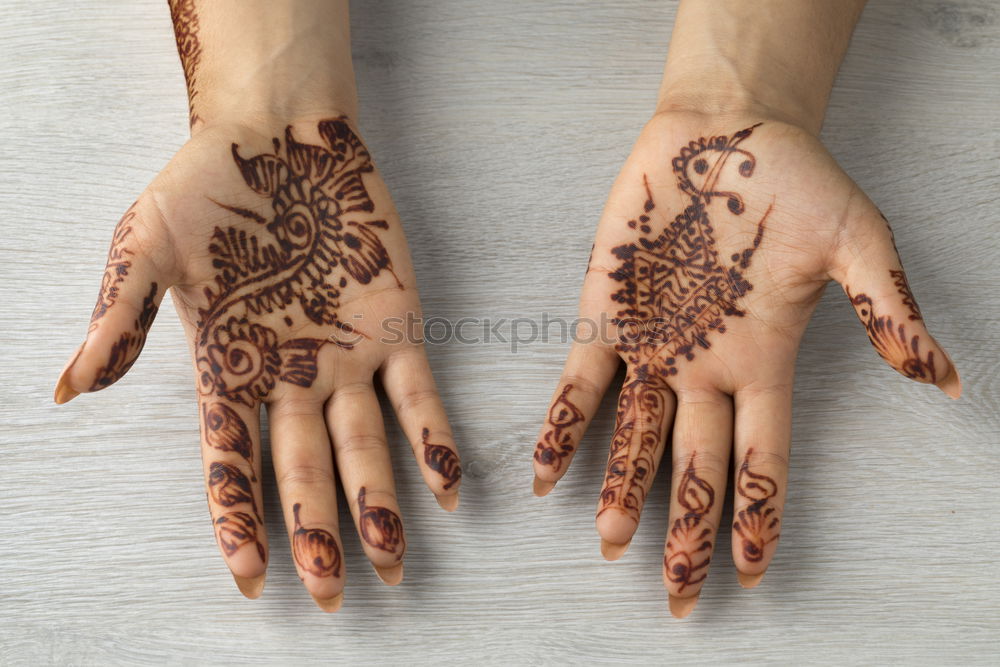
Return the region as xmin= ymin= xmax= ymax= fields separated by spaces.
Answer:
xmin=657 ymin=0 xmax=867 ymax=133
xmin=168 ymin=0 xmax=357 ymax=132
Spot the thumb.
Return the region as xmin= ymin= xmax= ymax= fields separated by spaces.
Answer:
xmin=55 ymin=199 xmax=172 ymax=403
xmin=830 ymin=205 xmax=961 ymax=400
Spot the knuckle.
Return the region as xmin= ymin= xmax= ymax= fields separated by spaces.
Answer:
xmin=337 ymin=434 xmax=387 ymax=455
xmin=277 ymin=463 xmax=335 ymax=488
xmin=390 ymin=386 xmax=439 ymax=416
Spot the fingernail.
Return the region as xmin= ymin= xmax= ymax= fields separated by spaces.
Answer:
xmin=311 ymin=592 xmax=344 ymax=613
xmin=737 ymin=570 xmax=765 ymax=589
xmin=373 ymin=562 xmax=404 ymax=586
xmin=533 ymin=476 xmax=556 ymax=497
xmin=232 ymin=573 xmax=266 ymax=599
xmin=435 ymin=493 xmax=459 ymax=512
xmin=935 ymin=357 xmax=962 ymax=400
xmin=54 ymin=343 xmax=85 ymax=404
xmin=669 ymin=594 xmax=699 ymax=619
xmin=600 ymin=539 xmax=630 ymax=561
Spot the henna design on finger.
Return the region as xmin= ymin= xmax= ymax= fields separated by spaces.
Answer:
xmin=847 ymin=287 xmax=938 ymax=382
xmin=90 ymin=204 xmax=137 ymax=329
xmin=203 ymin=402 xmax=256 ymax=481
xmin=168 ymin=0 xmax=202 ymax=127
xmin=208 ymin=461 xmax=255 ymax=510
xmin=292 ymin=503 xmax=341 ymax=578
xmin=534 ymin=384 xmax=584 ymax=472
xmin=599 ymin=375 xmax=669 ymax=521
xmin=215 ymin=511 xmax=266 ymax=563
xmin=664 ymin=454 xmax=715 ymax=592
xmin=732 ymin=449 xmax=780 ymax=563
xmin=357 ymin=487 xmax=405 ymax=557
xmin=421 ymin=428 xmax=462 ymax=490
xmin=890 ymin=270 xmax=923 ymax=321
xmin=195 ymin=118 xmax=399 ymax=408
xmin=89 ymin=282 xmax=159 ymax=390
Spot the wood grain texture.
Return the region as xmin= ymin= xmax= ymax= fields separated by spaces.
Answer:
xmin=1 ymin=0 xmax=998 ymax=664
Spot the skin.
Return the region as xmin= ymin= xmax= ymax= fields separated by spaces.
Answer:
xmin=54 ymin=0 xmax=460 ymax=611
xmin=531 ymin=0 xmax=961 ymax=619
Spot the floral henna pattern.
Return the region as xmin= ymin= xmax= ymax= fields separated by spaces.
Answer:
xmin=215 ymin=511 xmax=266 ymax=563
xmin=732 ymin=449 xmax=780 ymax=563
xmin=90 ymin=203 xmax=137 ymax=329
xmin=168 ymin=0 xmax=202 ymax=127
xmin=292 ymin=503 xmax=341 ymax=578
xmin=847 ymin=284 xmax=938 ymax=382
xmin=601 ymin=125 xmax=770 ymax=520
xmin=203 ymin=402 xmax=256 ymax=481
xmin=195 ymin=118 xmax=399 ymax=407
xmin=664 ymin=454 xmax=715 ymax=593
xmin=534 ymin=384 xmax=584 ymax=472
xmin=421 ymin=428 xmax=461 ymax=490
xmin=208 ymin=461 xmax=255 ymax=509
xmin=90 ymin=282 xmax=159 ymax=391
xmin=357 ymin=487 xmax=405 ymax=557
xmin=600 ymin=375 xmax=669 ymax=520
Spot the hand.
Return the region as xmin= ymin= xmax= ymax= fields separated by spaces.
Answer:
xmin=531 ymin=111 xmax=960 ymax=617
xmin=54 ymin=116 xmax=462 ymax=610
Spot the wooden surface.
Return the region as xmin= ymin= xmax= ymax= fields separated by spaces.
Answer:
xmin=2 ymin=1 xmax=999 ymax=664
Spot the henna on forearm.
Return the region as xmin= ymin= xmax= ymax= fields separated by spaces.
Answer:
xmin=167 ymin=0 xmax=203 ymax=127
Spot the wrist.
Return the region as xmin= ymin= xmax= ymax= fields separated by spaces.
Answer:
xmin=655 ymin=66 xmax=824 ymax=135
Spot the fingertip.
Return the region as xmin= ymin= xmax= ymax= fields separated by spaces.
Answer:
xmin=533 ymin=476 xmax=556 ymax=497
xmin=600 ymin=538 xmax=631 ymax=561
xmin=232 ymin=572 xmax=266 ymax=599
xmin=435 ymin=492 xmax=459 ymax=512
xmin=737 ymin=570 xmax=766 ymax=589
xmin=54 ymin=343 xmax=86 ymax=404
xmin=668 ymin=594 xmax=699 ymax=619
xmin=936 ymin=363 xmax=962 ymax=400
xmin=311 ymin=592 xmax=344 ymax=613
xmin=374 ymin=562 xmax=404 ymax=586
xmin=54 ymin=373 xmax=80 ymax=405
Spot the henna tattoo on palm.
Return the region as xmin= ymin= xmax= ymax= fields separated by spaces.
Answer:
xmin=195 ymin=118 xmax=399 ymax=407
xmin=357 ymin=487 xmax=405 ymax=557
xmin=601 ymin=125 xmax=768 ymax=520
xmin=534 ymin=384 xmax=584 ymax=472
xmin=421 ymin=428 xmax=461 ymax=490
xmin=664 ymin=455 xmax=715 ymax=593
xmin=168 ymin=0 xmax=202 ymax=127
xmin=292 ymin=503 xmax=341 ymax=578
xmin=733 ymin=449 xmax=780 ymax=563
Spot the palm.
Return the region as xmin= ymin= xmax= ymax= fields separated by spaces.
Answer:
xmin=533 ymin=112 xmax=959 ymax=617
xmin=58 ymin=117 xmax=461 ymax=609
